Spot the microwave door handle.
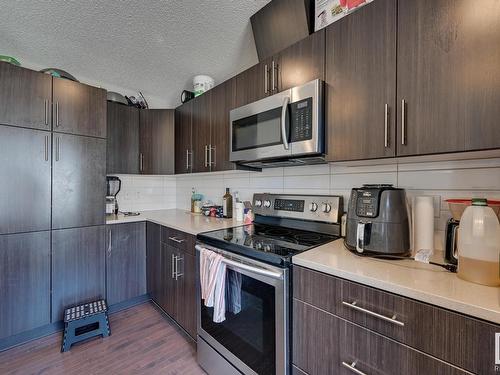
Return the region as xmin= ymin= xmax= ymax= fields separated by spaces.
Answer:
xmin=281 ymin=96 xmax=290 ymax=150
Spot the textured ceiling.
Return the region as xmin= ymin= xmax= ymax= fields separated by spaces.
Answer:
xmin=0 ymin=0 xmax=270 ymax=108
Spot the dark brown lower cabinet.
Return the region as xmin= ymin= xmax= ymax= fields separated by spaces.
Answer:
xmin=174 ymin=251 xmax=197 ymax=339
xmin=106 ymin=222 xmax=146 ymax=306
xmin=0 ymin=231 xmax=50 ymax=339
xmin=159 ymin=243 xmax=176 ymax=317
xmin=146 ymin=222 xmax=162 ymax=303
xmin=293 ymin=300 xmax=467 ymax=375
xmin=51 ymin=226 xmax=106 ymax=322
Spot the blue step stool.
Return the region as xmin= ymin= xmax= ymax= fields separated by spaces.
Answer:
xmin=61 ymin=299 xmax=111 ymax=352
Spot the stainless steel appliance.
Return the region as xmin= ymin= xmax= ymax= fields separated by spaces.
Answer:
xmin=345 ymin=184 xmax=410 ymax=256
xmin=196 ymin=193 xmax=342 ymax=375
xmin=229 ymin=79 xmax=325 ymax=168
xmin=106 ymin=176 xmax=121 ymax=216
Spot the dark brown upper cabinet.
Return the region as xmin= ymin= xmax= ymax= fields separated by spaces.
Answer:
xmin=277 ymin=29 xmax=325 ymax=92
xmin=397 ymin=0 xmax=500 ymax=156
xmin=0 ymin=62 xmax=52 ymax=131
xmin=325 ymin=0 xmax=397 ymax=162
xmin=52 ymin=77 xmax=107 ymax=139
xmin=139 ymin=109 xmax=175 ymax=175
xmin=174 ymin=101 xmax=193 ymax=174
xmin=106 ymin=102 xmax=140 ymax=174
xmin=234 ymin=57 xmax=273 ymax=109
xmin=251 ymin=0 xmax=312 ymax=61
xmin=190 ymin=92 xmax=212 ymax=173
xmin=210 ymin=79 xmax=237 ymax=172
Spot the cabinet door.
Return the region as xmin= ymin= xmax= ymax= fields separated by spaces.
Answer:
xmin=325 ymin=0 xmax=397 ymax=162
xmin=52 ymin=134 xmax=106 ymax=229
xmin=397 ymin=0 xmax=500 ymax=155
xmin=175 ymin=251 xmax=197 ymax=339
xmin=146 ymin=222 xmax=162 ymax=303
xmin=0 ymin=126 xmax=51 ymax=235
xmin=0 ymin=231 xmax=50 ymax=339
xmin=106 ymin=102 xmax=139 ymax=174
xmin=277 ymin=30 xmax=325 ymax=92
xmin=191 ymin=93 xmax=212 ymax=173
xmin=159 ymin=243 xmax=176 ymax=318
xmin=52 ymin=77 xmax=107 ymax=138
xmin=234 ymin=58 xmax=272 ymax=108
xmin=106 ymin=222 xmax=146 ymax=306
xmin=210 ymin=79 xmax=236 ymax=172
xmin=0 ymin=62 xmax=52 ymax=130
xmin=51 ymin=226 xmax=105 ymax=322
xmin=174 ymin=102 xmax=192 ymax=174
xmin=139 ymin=109 xmax=175 ymax=174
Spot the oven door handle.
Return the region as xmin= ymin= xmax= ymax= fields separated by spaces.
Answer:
xmin=281 ymin=96 xmax=290 ymax=150
xmin=196 ymin=245 xmax=283 ymax=280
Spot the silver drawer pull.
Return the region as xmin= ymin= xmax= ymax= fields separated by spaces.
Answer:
xmin=342 ymin=300 xmax=405 ymax=327
xmin=168 ymin=236 xmax=185 ymax=244
xmin=342 ymin=361 xmax=367 ymax=375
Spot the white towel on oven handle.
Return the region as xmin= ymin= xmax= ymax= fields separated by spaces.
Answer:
xmin=199 ymin=247 xmax=227 ymax=322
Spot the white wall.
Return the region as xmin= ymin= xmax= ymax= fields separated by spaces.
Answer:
xmin=114 ymin=157 xmax=500 ymax=251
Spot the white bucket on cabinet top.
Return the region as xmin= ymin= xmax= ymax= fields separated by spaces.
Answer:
xmin=193 ymin=75 xmax=215 ymax=97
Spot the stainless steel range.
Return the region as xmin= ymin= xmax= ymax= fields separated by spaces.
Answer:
xmin=196 ymin=193 xmax=343 ymax=375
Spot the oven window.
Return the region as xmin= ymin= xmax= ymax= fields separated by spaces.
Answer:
xmin=232 ymin=107 xmax=283 ymax=151
xmin=201 ymin=269 xmax=276 ymax=375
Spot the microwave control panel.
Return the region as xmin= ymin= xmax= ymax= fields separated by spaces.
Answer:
xmin=290 ymin=97 xmax=313 ymax=142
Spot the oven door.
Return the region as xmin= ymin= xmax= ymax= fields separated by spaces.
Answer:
xmin=196 ymin=244 xmax=289 ymax=375
xmin=230 ymin=89 xmax=293 ymax=162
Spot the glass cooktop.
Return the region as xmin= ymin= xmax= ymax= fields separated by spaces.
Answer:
xmin=197 ymin=223 xmax=338 ymax=266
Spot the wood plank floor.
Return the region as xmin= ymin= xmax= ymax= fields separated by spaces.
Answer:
xmin=0 ymin=301 xmax=206 ymax=375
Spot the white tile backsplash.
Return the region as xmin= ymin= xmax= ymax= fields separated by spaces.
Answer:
xmin=114 ymin=157 xmax=500 ymax=250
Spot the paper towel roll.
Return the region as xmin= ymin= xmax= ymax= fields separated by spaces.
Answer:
xmin=413 ymin=196 xmax=435 ymax=253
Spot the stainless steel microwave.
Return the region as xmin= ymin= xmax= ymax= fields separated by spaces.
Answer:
xmin=229 ymin=79 xmax=325 ymax=168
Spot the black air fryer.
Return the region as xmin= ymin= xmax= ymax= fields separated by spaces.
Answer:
xmin=345 ymin=185 xmax=410 ymax=256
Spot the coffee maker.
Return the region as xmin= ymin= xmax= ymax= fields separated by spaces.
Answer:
xmin=106 ymin=176 xmax=121 ymax=216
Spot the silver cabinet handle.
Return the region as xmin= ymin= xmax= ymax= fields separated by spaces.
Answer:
xmin=272 ymin=60 xmax=277 ymax=93
xmin=342 ymin=361 xmax=367 ymax=375
xmin=186 ymin=149 xmax=192 ymax=171
xmin=281 ymin=96 xmax=290 ymax=150
xmin=264 ymin=64 xmax=269 ymax=94
xmin=139 ymin=153 xmax=144 ymax=172
xmin=384 ymin=104 xmax=389 ymax=148
xmin=44 ymin=135 xmax=49 ymax=161
xmin=401 ymin=99 xmax=406 ymax=145
xmin=55 ymin=136 xmax=60 ymax=161
xmin=171 ymin=253 xmax=176 ymax=279
xmin=210 ymin=145 xmax=216 ymax=167
xmin=342 ymin=300 xmax=405 ymax=327
xmin=168 ymin=236 xmax=185 ymax=244
xmin=44 ymin=99 xmax=48 ymax=126
xmin=204 ymin=144 xmax=209 ymax=167
xmin=107 ymin=229 xmax=112 ymax=258
xmin=175 ymin=255 xmax=183 ymax=280
xmin=55 ymin=102 xmax=60 ymax=127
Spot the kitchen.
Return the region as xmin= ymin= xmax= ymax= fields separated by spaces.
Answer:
xmin=1 ymin=0 xmax=500 ymax=374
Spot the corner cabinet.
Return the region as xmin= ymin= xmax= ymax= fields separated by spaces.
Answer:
xmin=397 ymin=0 xmax=500 ymax=155
xmin=293 ymin=266 xmax=499 ymax=375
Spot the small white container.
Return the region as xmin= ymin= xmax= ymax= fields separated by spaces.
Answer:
xmin=193 ymin=75 xmax=215 ymax=97
xmin=235 ymin=202 xmax=245 ymax=222
xmin=457 ymin=198 xmax=500 ymax=286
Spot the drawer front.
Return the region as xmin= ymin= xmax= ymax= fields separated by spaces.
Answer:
xmin=161 ymin=226 xmax=194 ymax=255
xmin=294 ymin=266 xmax=499 ymax=374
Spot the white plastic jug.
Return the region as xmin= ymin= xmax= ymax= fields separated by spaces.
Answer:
xmin=457 ymin=198 xmax=500 ymax=286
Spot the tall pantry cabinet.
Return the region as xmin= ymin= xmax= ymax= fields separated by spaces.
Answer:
xmin=0 ymin=62 xmax=107 ymax=343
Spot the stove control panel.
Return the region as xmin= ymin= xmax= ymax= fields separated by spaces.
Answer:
xmin=253 ymin=193 xmax=343 ymax=224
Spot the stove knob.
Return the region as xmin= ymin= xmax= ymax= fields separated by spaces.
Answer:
xmin=263 ymin=200 xmax=272 ymax=208
xmin=255 ymin=199 xmax=262 ymax=207
xmin=309 ymin=202 xmax=318 ymax=212
xmin=263 ymin=244 xmax=271 ymax=252
xmin=256 ymin=242 xmax=262 ymax=250
xmin=322 ymin=203 xmax=332 ymax=213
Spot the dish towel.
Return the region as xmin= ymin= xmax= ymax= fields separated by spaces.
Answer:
xmin=226 ymin=270 xmax=242 ymax=315
xmin=199 ymin=247 xmax=227 ymax=323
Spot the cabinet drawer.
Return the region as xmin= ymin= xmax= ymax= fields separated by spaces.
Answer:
xmin=161 ymin=226 xmax=195 ymax=255
xmin=294 ymin=266 xmax=499 ymax=374
xmin=293 ymin=300 xmax=468 ymax=375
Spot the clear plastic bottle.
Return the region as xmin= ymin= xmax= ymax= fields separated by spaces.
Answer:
xmin=457 ymin=198 xmax=500 ymax=286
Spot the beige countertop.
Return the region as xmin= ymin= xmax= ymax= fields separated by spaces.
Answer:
xmin=293 ymin=239 xmax=500 ymax=324
xmin=106 ymin=209 xmax=244 ymax=235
